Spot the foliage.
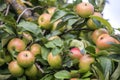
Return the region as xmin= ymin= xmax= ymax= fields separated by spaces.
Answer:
xmin=0 ymin=0 xmax=120 ymax=80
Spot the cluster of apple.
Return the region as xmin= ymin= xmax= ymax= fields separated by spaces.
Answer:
xmin=38 ymin=7 xmax=57 ymax=30
xmin=1 ymin=1 xmax=119 ymax=80
xmin=70 ymin=47 xmax=95 ymax=73
xmin=74 ymin=2 xmax=120 ymax=53
xmin=6 ymin=37 xmax=42 ymax=79
xmin=91 ymin=28 xmax=120 ymax=53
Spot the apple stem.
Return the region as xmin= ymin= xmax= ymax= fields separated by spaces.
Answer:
xmin=35 ymin=63 xmax=44 ymax=73
xmin=85 ymin=3 xmax=87 ymax=6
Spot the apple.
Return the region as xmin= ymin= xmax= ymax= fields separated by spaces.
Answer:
xmin=75 ymin=2 xmax=94 ymax=18
xmin=17 ymin=51 xmax=35 ymax=68
xmin=25 ymin=64 xmax=38 ymax=77
xmin=47 ymin=7 xmax=56 ymax=16
xmin=96 ymin=34 xmax=120 ymax=50
xmin=47 ymin=52 xmax=62 ymax=69
xmin=8 ymin=60 xmax=24 ymax=77
xmin=7 ymin=38 xmax=26 ymax=54
xmin=4 ymin=53 xmax=12 ymax=63
xmin=51 ymin=19 xmax=66 ymax=32
xmin=38 ymin=13 xmax=52 ymax=30
xmin=70 ymin=78 xmax=79 ymax=80
xmin=87 ymin=12 xmax=103 ymax=30
xmin=95 ymin=47 xmax=100 ymax=53
xmin=22 ymin=31 xmax=33 ymax=45
xmin=79 ymin=54 xmax=95 ymax=73
xmin=91 ymin=28 xmax=108 ymax=44
xmin=0 ymin=58 xmax=5 ymax=66
xmin=70 ymin=47 xmax=83 ymax=60
xmin=30 ymin=43 xmax=41 ymax=57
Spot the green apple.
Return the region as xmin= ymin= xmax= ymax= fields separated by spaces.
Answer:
xmin=47 ymin=52 xmax=62 ymax=69
xmin=7 ymin=38 xmax=26 ymax=54
xmin=8 ymin=60 xmax=24 ymax=77
xmin=38 ymin=13 xmax=52 ymax=30
xmin=30 ymin=43 xmax=41 ymax=57
xmin=25 ymin=64 xmax=38 ymax=77
xmin=47 ymin=7 xmax=56 ymax=16
xmin=75 ymin=2 xmax=94 ymax=18
xmin=87 ymin=12 xmax=103 ymax=30
xmin=79 ymin=54 xmax=95 ymax=73
xmin=17 ymin=51 xmax=35 ymax=68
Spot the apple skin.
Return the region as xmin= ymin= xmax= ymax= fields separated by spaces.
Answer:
xmin=4 ymin=53 xmax=12 ymax=63
xmin=22 ymin=31 xmax=33 ymax=45
xmin=47 ymin=52 xmax=62 ymax=69
xmin=96 ymin=34 xmax=120 ymax=50
xmin=91 ymin=28 xmax=108 ymax=44
xmin=87 ymin=12 xmax=103 ymax=30
xmin=70 ymin=47 xmax=83 ymax=60
xmin=8 ymin=60 xmax=24 ymax=77
xmin=51 ymin=19 xmax=66 ymax=32
xmin=47 ymin=7 xmax=56 ymax=16
xmin=38 ymin=13 xmax=52 ymax=30
xmin=17 ymin=51 xmax=35 ymax=68
xmin=0 ymin=58 xmax=5 ymax=66
xmin=30 ymin=43 xmax=41 ymax=57
xmin=75 ymin=2 xmax=94 ymax=18
xmin=70 ymin=78 xmax=79 ymax=80
xmin=7 ymin=38 xmax=26 ymax=54
xmin=25 ymin=64 xmax=38 ymax=77
xmin=79 ymin=54 xmax=95 ymax=73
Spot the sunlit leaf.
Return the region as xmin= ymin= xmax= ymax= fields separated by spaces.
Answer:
xmin=51 ymin=10 xmax=67 ymax=23
xmin=41 ymin=46 xmax=50 ymax=60
xmin=51 ymin=47 xmax=62 ymax=56
xmin=17 ymin=21 xmax=41 ymax=35
xmin=54 ymin=70 xmax=71 ymax=79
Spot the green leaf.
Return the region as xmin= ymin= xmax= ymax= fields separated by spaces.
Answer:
xmin=1 ymin=35 xmax=14 ymax=47
xmin=45 ymin=41 xmax=56 ymax=48
xmin=51 ymin=10 xmax=67 ymax=23
xmin=0 ymin=1 xmax=7 ymax=11
xmin=17 ymin=76 xmax=26 ymax=80
xmin=89 ymin=15 xmax=114 ymax=34
xmin=98 ymin=57 xmax=113 ymax=77
xmin=108 ymin=54 xmax=120 ymax=62
xmin=67 ymin=19 xmax=79 ymax=26
xmin=0 ymin=74 xmax=11 ymax=80
xmin=51 ymin=47 xmax=62 ymax=56
xmin=73 ymin=0 xmax=82 ymax=5
xmin=52 ymin=38 xmax=63 ymax=47
xmin=54 ymin=70 xmax=71 ymax=79
xmin=17 ymin=21 xmax=41 ymax=35
xmin=107 ymin=44 xmax=120 ymax=54
xmin=41 ymin=46 xmax=50 ymax=60
xmin=40 ymin=74 xmax=54 ymax=80
xmin=62 ymin=14 xmax=78 ymax=22
xmin=92 ymin=64 xmax=105 ymax=80
xmin=0 ymin=13 xmax=16 ymax=27
xmin=3 ymin=25 xmax=16 ymax=35
xmin=111 ymin=62 xmax=120 ymax=80
xmin=70 ymin=39 xmax=84 ymax=50
xmin=81 ymin=71 xmax=93 ymax=78
xmin=85 ymin=46 xmax=96 ymax=54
